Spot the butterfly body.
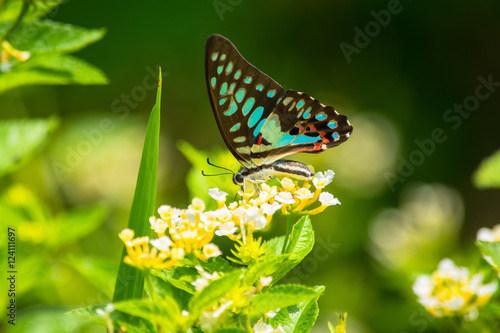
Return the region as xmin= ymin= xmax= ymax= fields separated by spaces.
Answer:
xmin=205 ymin=34 xmax=352 ymax=184
xmin=234 ymin=160 xmax=314 ymax=185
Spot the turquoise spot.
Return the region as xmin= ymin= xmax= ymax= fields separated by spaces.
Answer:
xmin=217 ymin=66 xmax=223 ymax=74
xmin=220 ymin=82 xmax=228 ymax=95
xmin=283 ymin=97 xmax=293 ymax=106
xmin=294 ymin=134 xmax=319 ymax=144
xmin=298 ymin=109 xmax=304 ymax=118
xmin=211 ymin=77 xmax=216 ymax=88
xmin=235 ymin=88 xmax=246 ymax=103
xmin=253 ymin=118 xmax=266 ymax=137
xmin=328 ymin=120 xmax=338 ymax=129
xmin=224 ymin=100 xmax=238 ymax=116
xmin=219 ymin=98 xmax=227 ymax=105
xmin=226 ymin=62 xmax=233 ymax=74
xmin=267 ymin=89 xmax=276 ymax=98
xmin=242 ymin=98 xmax=255 ymax=116
xmin=296 ymin=99 xmax=305 ymax=109
xmin=211 ymin=52 xmax=218 ymax=61
xmin=275 ymin=133 xmax=295 ymax=146
xmin=229 ymin=82 xmax=236 ymax=93
xmin=248 ymin=106 xmax=264 ymax=127
xmin=230 ymin=123 xmax=241 ymax=132
xmin=244 ymin=76 xmax=252 ymax=84
xmin=303 ymin=107 xmax=312 ymax=119
xmin=234 ymin=70 xmax=241 ymax=80
xmin=234 ymin=137 xmax=246 ymax=143
xmin=220 ymin=54 xmax=226 ymax=60
xmin=315 ymin=112 xmax=327 ymax=121
xmin=333 ymin=132 xmax=340 ymax=141
xmin=256 ymin=84 xmax=264 ymax=91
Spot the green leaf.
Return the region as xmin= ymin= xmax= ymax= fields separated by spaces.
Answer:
xmin=200 ymin=256 xmax=237 ymax=274
xmin=272 ymin=216 xmax=314 ymax=283
xmin=477 ymin=240 xmax=500 ymax=270
xmin=17 ymin=308 xmax=100 ymax=332
xmin=188 ymin=270 xmax=242 ymax=320
xmin=213 ymin=329 xmax=246 ymax=333
xmin=242 ymin=255 xmax=289 ymax=287
xmin=113 ymin=298 xmax=181 ymax=332
xmin=152 ymin=266 xmax=198 ymax=294
xmin=0 ymin=54 xmax=108 ymax=94
xmin=0 ymin=1 xmax=66 ymax=23
xmin=113 ymin=68 xmax=162 ymax=302
xmin=270 ymin=286 xmax=325 ymax=333
xmin=248 ymin=284 xmax=321 ymax=315
xmin=67 ymin=304 xmax=108 ymax=326
xmin=473 ymin=149 xmax=500 ymax=189
xmin=0 ymin=116 xmax=58 ymax=177
xmin=48 ymin=205 xmax=108 ymax=249
xmin=10 ymin=20 xmax=106 ymax=53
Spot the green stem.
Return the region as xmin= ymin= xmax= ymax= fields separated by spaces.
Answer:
xmin=144 ymin=272 xmax=158 ymax=302
xmin=0 ymin=0 xmax=30 ymax=43
xmin=282 ymin=215 xmax=294 ymax=254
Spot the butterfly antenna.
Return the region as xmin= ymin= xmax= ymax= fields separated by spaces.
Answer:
xmin=202 ymin=158 xmax=235 ymax=177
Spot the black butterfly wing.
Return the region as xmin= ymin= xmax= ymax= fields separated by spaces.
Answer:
xmin=250 ymin=89 xmax=353 ymax=165
xmin=205 ymin=34 xmax=286 ymax=168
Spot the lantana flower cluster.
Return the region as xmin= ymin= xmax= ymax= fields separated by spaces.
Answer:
xmin=119 ymin=169 xmax=340 ymax=269
xmin=413 ymin=258 xmax=498 ymax=320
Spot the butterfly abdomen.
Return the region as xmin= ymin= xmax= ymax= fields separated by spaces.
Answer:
xmin=235 ymin=160 xmax=314 ymax=185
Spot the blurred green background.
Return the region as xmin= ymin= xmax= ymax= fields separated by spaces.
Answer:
xmin=1 ymin=0 xmax=500 ymax=332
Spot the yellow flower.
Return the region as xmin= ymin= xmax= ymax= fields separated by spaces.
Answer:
xmin=413 ymin=258 xmax=498 ymax=320
xmin=120 ymin=231 xmax=181 ymax=271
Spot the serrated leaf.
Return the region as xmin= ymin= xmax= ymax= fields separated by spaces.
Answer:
xmin=242 ymin=255 xmax=289 ymax=287
xmin=10 ymin=20 xmax=106 ymax=53
xmin=113 ymin=68 xmax=161 ymax=302
xmin=188 ymin=270 xmax=242 ymax=320
xmin=48 ymin=205 xmax=108 ymax=248
xmin=248 ymin=284 xmax=320 ymax=315
xmin=113 ymin=298 xmax=181 ymax=332
xmin=0 ymin=54 xmax=108 ymax=94
xmin=152 ymin=266 xmax=198 ymax=294
xmin=272 ymin=216 xmax=314 ymax=283
xmin=67 ymin=304 xmax=109 ymax=326
xmin=473 ymin=149 xmax=500 ymax=189
xmin=0 ymin=117 xmax=58 ymax=177
xmin=270 ymin=285 xmax=325 ymax=333
xmin=200 ymin=256 xmax=237 ymax=274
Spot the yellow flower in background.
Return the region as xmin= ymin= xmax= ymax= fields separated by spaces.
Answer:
xmin=413 ymin=258 xmax=498 ymax=320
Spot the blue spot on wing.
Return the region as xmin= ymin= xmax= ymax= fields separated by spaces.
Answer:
xmin=242 ymin=98 xmax=255 ymax=116
xmin=220 ymin=82 xmax=228 ymax=95
xmin=235 ymin=89 xmax=245 ymax=103
xmin=248 ymin=106 xmax=264 ymax=127
xmin=253 ymin=118 xmax=266 ymax=137
xmin=315 ymin=112 xmax=327 ymax=121
xmin=224 ymin=100 xmax=238 ymax=116
xmin=230 ymin=123 xmax=241 ymax=132
xmin=328 ymin=120 xmax=338 ymax=129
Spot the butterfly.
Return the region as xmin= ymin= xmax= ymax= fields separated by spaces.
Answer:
xmin=205 ymin=34 xmax=353 ymax=185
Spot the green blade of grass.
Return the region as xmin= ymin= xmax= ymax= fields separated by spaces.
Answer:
xmin=113 ymin=68 xmax=162 ymax=302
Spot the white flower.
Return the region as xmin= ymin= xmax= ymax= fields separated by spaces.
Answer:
xmin=260 ymin=276 xmax=273 ymax=287
xmin=319 ymin=192 xmax=341 ymax=206
xmin=274 ymin=191 xmax=295 ymax=204
xmin=209 ymin=187 xmax=228 ymax=202
xmin=150 ymin=236 xmax=172 ymax=251
xmin=158 ymin=205 xmax=171 ymax=215
xmin=245 ymin=206 xmax=268 ymax=230
xmin=273 ymin=324 xmax=285 ymax=333
xmin=313 ymin=170 xmax=335 ymax=189
xmin=190 ymin=197 xmax=205 ymax=211
xmin=192 ymin=277 xmax=209 ymax=291
xmin=294 ymin=188 xmax=313 ymax=200
xmin=216 ymin=221 xmax=237 ymax=236
xmin=253 ymin=318 xmax=273 ymax=333
xmin=203 ymin=243 xmax=222 ymax=258
xmin=477 ymin=225 xmax=500 ymax=242
xmin=280 ymin=177 xmax=296 ymax=191
xmin=261 ymin=202 xmax=282 ymax=215
xmin=149 ymin=216 xmax=167 ymax=233
xmin=266 ymin=310 xmax=277 ymax=318
xmin=199 ymin=311 xmax=218 ymax=331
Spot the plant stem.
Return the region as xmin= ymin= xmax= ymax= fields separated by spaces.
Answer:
xmin=282 ymin=215 xmax=294 ymax=254
xmin=144 ymin=272 xmax=158 ymax=302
